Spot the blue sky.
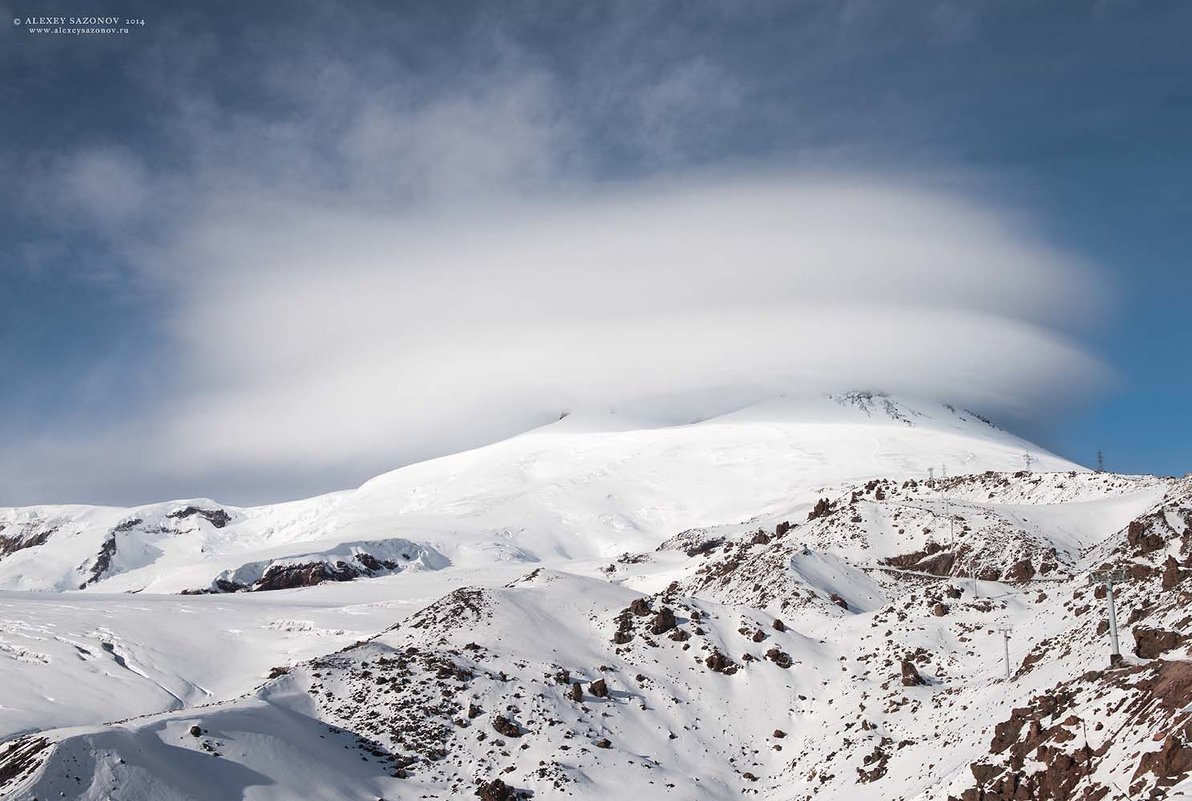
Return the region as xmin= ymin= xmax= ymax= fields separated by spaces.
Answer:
xmin=1 ymin=1 xmax=1189 ymax=505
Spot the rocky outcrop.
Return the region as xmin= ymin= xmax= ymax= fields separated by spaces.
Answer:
xmin=1133 ymin=626 xmax=1183 ymax=659
xmin=0 ymin=527 xmax=53 ymax=559
xmin=649 ymin=607 xmax=677 ymax=634
xmin=1127 ymin=517 xmax=1166 ymax=555
xmin=476 ymin=778 xmax=527 ymax=800
xmin=807 ymin=497 xmax=834 ymax=521
xmin=192 ymin=542 xmax=442 ymax=594
xmin=901 ymin=660 xmax=926 ymax=687
xmin=491 ymin=715 xmax=522 ymax=738
xmin=955 ymin=659 xmax=1192 ymax=801
xmin=0 ymin=736 xmax=51 ymax=785
xmin=765 ymin=647 xmax=792 ymax=669
xmin=705 ymin=650 xmax=738 ymax=675
xmin=79 ymin=534 xmax=117 ymax=588
xmin=253 ymin=561 xmax=359 ymax=591
xmin=167 ymin=506 xmax=232 ymax=528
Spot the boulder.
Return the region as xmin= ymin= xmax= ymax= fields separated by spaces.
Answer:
xmin=901 ymin=660 xmax=926 ymax=687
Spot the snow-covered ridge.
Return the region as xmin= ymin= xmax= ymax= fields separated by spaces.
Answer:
xmin=0 ymin=394 xmax=1076 ymax=594
xmin=0 ymin=396 xmax=1190 ymax=800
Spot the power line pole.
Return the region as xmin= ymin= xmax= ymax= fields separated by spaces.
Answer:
xmin=942 ymin=464 xmax=953 ymax=547
xmin=1096 ymin=449 xmax=1104 ymax=473
xmin=1090 ymin=568 xmax=1127 ymax=667
xmin=998 ymin=627 xmax=1012 ymax=679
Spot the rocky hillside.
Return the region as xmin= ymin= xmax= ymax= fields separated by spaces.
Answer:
xmin=1 ymin=466 xmax=1188 ymax=800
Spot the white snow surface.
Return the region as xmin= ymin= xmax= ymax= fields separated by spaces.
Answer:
xmin=2 ymin=393 xmax=1189 ymax=801
xmin=0 ymin=394 xmax=1075 ymax=594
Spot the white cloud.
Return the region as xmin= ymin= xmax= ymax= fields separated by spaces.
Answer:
xmin=2 ymin=12 xmax=1115 ymax=505
xmin=117 ymin=174 xmax=1106 ymax=494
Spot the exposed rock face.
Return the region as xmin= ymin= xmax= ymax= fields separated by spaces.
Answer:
xmin=883 ymin=542 xmax=960 ymax=577
xmin=1127 ymin=517 xmax=1166 ymax=554
xmin=955 ymin=659 xmax=1192 ymax=801
xmin=807 ymin=497 xmax=833 ymax=521
xmin=1004 ymin=558 xmax=1035 ymax=582
xmin=0 ymin=527 xmax=52 ymax=559
xmin=476 ymin=778 xmax=525 ymax=800
xmin=589 ymin=678 xmax=609 ymax=698
xmin=1161 ymin=555 xmax=1185 ymax=590
xmin=253 ymin=561 xmax=358 ymax=591
xmin=167 ymin=506 xmax=232 ymax=528
xmin=705 ymin=650 xmax=738 ymax=674
xmin=931 ymin=602 xmax=949 ymax=617
xmin=829 ymin=593 xmax=849 ymax=610
xmin=491 ymin=715 xmax=522 ymax=738
xmin=1134 ymin=717 xmax=1192 ymax=792
xmin=1133 ymin=626 xmax=1182 ymax=659
xmin=629 ymin=598 xmax=652 ymax=616
xmin=567 ymin=682 xmax=583 ymax=702
xmin=765 ymin=648 xmax=792 ymax=669
xmin=649 ymin=607 xmax=677 ymax=634
xmin=0 ymin=736 xmax=51 ymax=785
xmin=79 ymin=534 xmax=117 ymax=588
xmin=195 ymin=546 xmax=425 ymax=594
xmin=900 ymin=660 xmax=926 ymax=687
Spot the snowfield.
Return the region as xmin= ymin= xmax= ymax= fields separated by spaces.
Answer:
xmin=1 ymin=393 xmax=1189 ymax=800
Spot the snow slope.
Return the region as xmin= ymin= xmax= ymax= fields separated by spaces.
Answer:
xmin=0 ymin=393 xmax=1076 ymax=594
xmin=3 ymin=392 xmax=1190 ymax=801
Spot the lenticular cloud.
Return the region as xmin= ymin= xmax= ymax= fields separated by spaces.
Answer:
xmin=152 ymin=175 xmax=1108 ymax=483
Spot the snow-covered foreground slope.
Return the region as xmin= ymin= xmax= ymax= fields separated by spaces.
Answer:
xmin=3 ymin=393 xmax=1191 ymax=800
xmin=3 ymin=470 xmax=1190 ymax=801
xmin=0 ymin=394 xmax=1074 ymax=595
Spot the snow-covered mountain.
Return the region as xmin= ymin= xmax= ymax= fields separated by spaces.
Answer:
xmin=2 ymin=393 xmax=1190 ymax=801
xmin=0 ymin=393 xmax=1072 ymax=595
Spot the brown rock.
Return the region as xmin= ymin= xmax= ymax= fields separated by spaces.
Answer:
xmin=650 ymin=607 xmax=677 ymax=635
xmin=1004 ymin=558 xmax=1035 ymax=582
xmin=1133 ymin=626 xmax=1183 ymax=659
xmin=900 ymin=660 xmax=926 ymax=687
xmin=476 ymin=778 xmax=523 ymax=801
xmin=567 ymin=683 xmax=583 ymax=702
xmin=1128 ymin=518 xmax=1166 ymax=554
xmin=807 ymin=497 xmax=833 ymax=520
xmin=765 ymin=647 xmax=793 ymax=669
xmin=1162 ymin=555 xmax=1184 ymax=590
xmin=705 ymin=650 xmax=738 ymax=674
xmin=491 ymin=715 xmax=522 ymax=738
xmin=589 ymin=678 xmax=609 ymax=698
